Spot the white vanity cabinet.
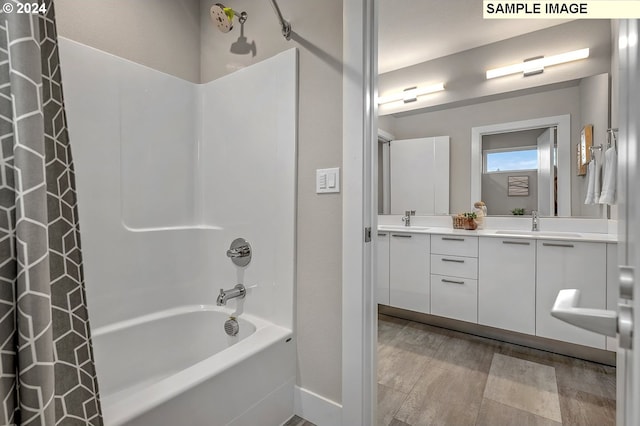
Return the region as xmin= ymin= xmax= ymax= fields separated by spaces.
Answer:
xmin=376 ymin=232 xmax=390 ymax=305
xmin=478 ymin=237 xmax=536 ymax=335
xmin=536 ymin=240 xmax=607 ymax=349
xmin=389 ymin=233 xmax=430 ymax=313
xmin=430 ymin=235 xmax=478 ymax=323
xmin=606 ymin=243 xmax=618 ymax=351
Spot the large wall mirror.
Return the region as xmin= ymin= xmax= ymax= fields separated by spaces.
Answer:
xmin=377 ymin=5 xmax=614 ymax=218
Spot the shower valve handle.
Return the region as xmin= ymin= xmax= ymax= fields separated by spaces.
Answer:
xmin=226 ymin=245 xmax=250 ymax=258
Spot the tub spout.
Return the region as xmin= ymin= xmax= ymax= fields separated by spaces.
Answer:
xmin=217 ymin=284 xmax=246 ymax=306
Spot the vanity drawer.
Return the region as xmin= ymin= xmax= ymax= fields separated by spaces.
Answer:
xmin=431 ymin=254 xmax=477 ymax=279
xmin=431 ymin=235 xmax=478 ymax=257
xmin=431 ymin=274 xmax=478 ymax=323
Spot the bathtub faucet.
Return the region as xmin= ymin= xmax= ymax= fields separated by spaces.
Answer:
xmin=217 ymin=284 xmax=246 ymax=306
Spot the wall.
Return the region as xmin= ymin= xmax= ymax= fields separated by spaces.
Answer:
xmin=59 ymin=38 xmax=297 ymax=332
xmin=609 ymin=22 xmax=620 ymax=220
xmin=200 ymin=0 xmax=344 ymax=404
xmin=576 ymin=74 xmax=610 ymax=218
xmin=482 ymin=171 xmax=538 ymax=216
xmin=385 ymin=86 xmax=581 ymax=214
xmin=55 ymin=0 xmax=201 ymax=82
xmin=378 ymin=20 xmax=611 ymax=117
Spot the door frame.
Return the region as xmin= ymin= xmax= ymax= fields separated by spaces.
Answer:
xmin=617 ymin=19 xmax=640 ymax=426
xmin=342 ymin=0 xmax=377 ymax=424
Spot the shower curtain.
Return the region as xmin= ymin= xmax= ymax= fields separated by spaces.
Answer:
xmin=0 ymin=1 xmax=103 ymax=424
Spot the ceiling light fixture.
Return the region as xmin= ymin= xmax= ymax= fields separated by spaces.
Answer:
xmin=486 ymin=48 xmax=590 ymax=80
xmin=377 ymin=82 xmax=445 ymax=105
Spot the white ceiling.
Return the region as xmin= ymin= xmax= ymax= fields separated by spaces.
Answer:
xmin=378 ymin=0 xmax=572 ymax=74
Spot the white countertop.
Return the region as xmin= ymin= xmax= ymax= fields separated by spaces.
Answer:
xmin=377 ymin=225 xmax=618 ymax=243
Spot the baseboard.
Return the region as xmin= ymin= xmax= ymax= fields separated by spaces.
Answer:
xmin=293 ymin=386 xmax=342 ymax=426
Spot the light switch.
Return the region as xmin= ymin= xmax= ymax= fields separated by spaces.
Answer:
xmin=319 ymin=173 xmax=327 ymax=189
xmin=328 ymin=173 xmax=336 ymax=188
xmin=316 ymin=167 xmax=340 ymax=193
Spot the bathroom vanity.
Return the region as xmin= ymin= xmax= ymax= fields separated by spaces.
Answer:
xmin=376 ymin=225 xmax=618 ymax=357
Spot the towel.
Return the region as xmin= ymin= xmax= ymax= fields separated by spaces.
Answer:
xmin=584 ymin=159 xmax=601 ymax=205
xmin=599 ymin=146 xmax=617 ymax=204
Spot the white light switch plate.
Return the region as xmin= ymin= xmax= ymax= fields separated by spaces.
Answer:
xmin=316 ymin=167 xmax=340 ymax=193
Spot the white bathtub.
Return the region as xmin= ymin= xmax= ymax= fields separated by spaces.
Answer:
xmin=91 ymin=305 xmax=295 ymax=426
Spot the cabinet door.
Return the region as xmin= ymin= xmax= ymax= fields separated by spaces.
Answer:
xmin=606 ymin=243 xmax=618 ymax=351
xmin=478 ymin=238 xmax=535 ymax=335
xmin=376 ymin=232 xmax=390 ymax=305
xmin=389 ymin=233 xmax=430 ymax=313
xmin=431 ymin=275 xmax=477 ymax=323
xmin=536 ymin=240 xmax=606 ymax=349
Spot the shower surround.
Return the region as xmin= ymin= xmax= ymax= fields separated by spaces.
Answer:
xmin=58 ymin=38 xmax=297 ymax=425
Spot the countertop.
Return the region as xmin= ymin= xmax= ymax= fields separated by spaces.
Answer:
xmin=377 ymin=225 xmax=618 ymax=243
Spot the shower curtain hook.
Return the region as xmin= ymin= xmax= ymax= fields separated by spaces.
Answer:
xmin=269 ymin=0 xmax=291 ymax=40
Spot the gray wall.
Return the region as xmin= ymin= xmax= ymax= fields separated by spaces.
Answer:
xmin=385 ymin=86 xmax=581 ymax=214
xmin=610 ymin=22 xmax=620 ymax=220
xmin=55 ymin=0 xmax=201 ymax=82
xmin=482 ymin=128 xmax=543 ymax=151
xmin=56 ymin=0 xmax=344 ymax=405
xmin=576 ymin=74 xmax=610 ymax=218
xmin=482 ymin=171 xmax=538 ymax=216
xmin=199 ymin=0 xmax=344 ymax=403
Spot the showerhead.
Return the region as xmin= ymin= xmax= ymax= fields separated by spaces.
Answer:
xmin=210 ymin=3 xmax=247 ymax=33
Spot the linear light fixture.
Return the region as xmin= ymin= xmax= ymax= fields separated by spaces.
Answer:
xmin=377 ymin=82 xmax=445 ymax=105
xmin=486 ymin=48 xmax=590 ymax=80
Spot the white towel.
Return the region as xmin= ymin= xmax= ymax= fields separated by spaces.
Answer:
xmin=599 ymin=146 xmax=617 ymax=204
xmin=584 ymin=160 xmax=601 ymax=205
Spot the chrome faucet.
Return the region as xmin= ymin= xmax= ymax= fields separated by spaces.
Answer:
xmin=531 ymin=210 xmax=539 ymax=231
xmin=402 ymin=210 xmax=415 ymax=227
xmin=217 ymin=284 xmax=246 ymax=306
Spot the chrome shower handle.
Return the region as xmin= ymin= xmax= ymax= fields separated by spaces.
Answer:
xmin=227 ymin=238 xmax=252 ymax=267
xmin=226 ymin=245 xmax=250 ymax=258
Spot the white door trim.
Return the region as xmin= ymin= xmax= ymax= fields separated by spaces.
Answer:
xmin=617 ymin=19 xmax=640 ymax=426
xmin=342 ymin=0 xmax=377 ymax=425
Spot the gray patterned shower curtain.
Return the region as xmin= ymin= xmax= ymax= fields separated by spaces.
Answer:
xmin=0 ymin=1 xmax=103 ymax=424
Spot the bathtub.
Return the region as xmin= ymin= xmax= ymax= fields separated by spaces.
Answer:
xmin=91 ymin=305 xmax=295 ymax=426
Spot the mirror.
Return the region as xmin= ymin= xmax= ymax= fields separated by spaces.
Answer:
xmin=377 ymin=13 xmax=613 ymax=218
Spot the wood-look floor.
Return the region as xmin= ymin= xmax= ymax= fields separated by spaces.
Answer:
xmin=378 ymin=314 xmax=616 ymax=426
xmin=283 ymin=415 xmax=315 ymax=426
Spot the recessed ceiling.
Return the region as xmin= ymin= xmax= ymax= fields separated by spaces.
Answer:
xmin=378 ymin=0 xmax=572 ymax=74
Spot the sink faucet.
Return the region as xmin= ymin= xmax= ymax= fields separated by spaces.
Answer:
xmin=531 ymin=210 xmax=539 ymax=231
xmin=217 ymin=284 xmax=246 ymax=306
xmin=402 ymin=210 xmax=415 ymax=227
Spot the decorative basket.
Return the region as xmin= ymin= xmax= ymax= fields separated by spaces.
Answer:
xmin=452 ymin=215 xmax=466 ymax=229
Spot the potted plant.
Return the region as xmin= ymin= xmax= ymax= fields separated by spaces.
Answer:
xmin=462 ymin=212 xmax=477 ymax=230
xmin=511 ymin=208 xmax=525 ymax=216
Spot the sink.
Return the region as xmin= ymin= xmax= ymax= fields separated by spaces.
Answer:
xmin=494 ymin=230 xmax=582 ymax=238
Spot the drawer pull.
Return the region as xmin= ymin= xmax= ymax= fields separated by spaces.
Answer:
xmin=378 ymin=233 xmax=387 ymax=236
xmin=502 ymin=241 xmax=531 ymax=245
xmin=442 ymin=237 xmax=465 ymax=241
xmin=391 ymin=234 xmax=412 ymax=238
xmin=442 ymin=279 xmax=465 ymax=285
xmin=543 ymin=242 xmax=575 ymax=248
xmin=441 ymin=258 xmax=465 ymax=263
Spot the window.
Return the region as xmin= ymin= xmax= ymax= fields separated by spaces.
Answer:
xmin=484 ymin=146 xmax=538 ymax=173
